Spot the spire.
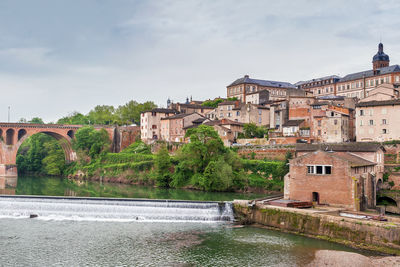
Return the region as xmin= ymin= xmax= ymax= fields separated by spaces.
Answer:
xmin=378 ymin=42 xmax=383 ymax=53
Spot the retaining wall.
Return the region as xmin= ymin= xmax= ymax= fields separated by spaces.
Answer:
xmin=233 ymin=200 xmax=400 ymax=255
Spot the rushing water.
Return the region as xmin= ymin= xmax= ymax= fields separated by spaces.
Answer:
xmin=0 ymin=176 xmax=378 ymax=266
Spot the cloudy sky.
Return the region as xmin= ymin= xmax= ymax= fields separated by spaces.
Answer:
xmin=0 ymin=0 xmax=400 ymax=122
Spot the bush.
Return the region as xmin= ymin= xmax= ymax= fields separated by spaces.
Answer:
xmin=241 ymin=159 xmax=287 ymax=179
xmin=154 ymin=146 xmax=172 ymax=187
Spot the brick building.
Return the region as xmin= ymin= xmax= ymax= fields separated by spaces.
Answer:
xmin=141 ymin=108 xmax=176 ymax=142
xmin=285 ymin=143 xmax=385 ymax=211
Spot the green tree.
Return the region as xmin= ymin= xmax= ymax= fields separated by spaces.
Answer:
xmin=42 ymin=141 xmax=66 ymax=175
xmin=57 ymin=112 xmax=89 ymax=125
xmin=242 ymin=123 xmax=267 ymax=138
xmin=16 ymin=133 xmax=65 ymax=175
xmin=200 ymin=158 xmax=233 ymax=191
xmin=154 ymin=146 xmax=172 ymax=187
xmin=87 ymin=105 xmax=117 ymax=125
xmin=73 ymin=126 xmax=111 ymax=159
xmin=116 ymin=100 xmax=157 ymax=125
xmin=171 ymin=125 xmax=243 ymax=191
xmin=29 ymin=117 xmax=44 ymax=124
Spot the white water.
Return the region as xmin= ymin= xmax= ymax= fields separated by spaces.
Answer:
xmin=0 ymin=196 xmax=234 ymax=222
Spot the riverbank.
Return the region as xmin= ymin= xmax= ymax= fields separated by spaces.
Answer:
xmin=309 ymin=250 xmax=400 ymax=267
xmin=67 ymin=173 xmax=282 ymax=196
xmin=233 ymin=200 xmax=400 ymax=255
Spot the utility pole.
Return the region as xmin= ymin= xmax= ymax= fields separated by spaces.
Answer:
xmin=8 ymin=106 xmax=10 ymax=122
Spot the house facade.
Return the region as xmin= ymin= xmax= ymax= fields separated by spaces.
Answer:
xmin=285 ymin=143 xmax=385 ymax=211
xmin=141 ymin=108 xmax=176 ymax=143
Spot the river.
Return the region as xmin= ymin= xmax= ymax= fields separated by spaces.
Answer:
xmin=0 ymin=175 xmax=377 ymax=266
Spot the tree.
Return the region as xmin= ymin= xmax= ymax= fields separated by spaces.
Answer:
xmin=116 ymin=100 xmax=157 ymax=125
xmin=242 ymin=123 xmax=267 ymax=138
xmin=87 ymin=105 xmax=117 ymax=125
xmin=57 ymin=112 xmax=89 ymax=125
xmin=42 ymin=140 xmax=66 ymax=175
xmin=171 ymin=125 xmax=243 ymax=191
xmin=73 ymin=126 xmax=111 ymax=159
xmin=154 ymin=146 xmax=172 ymax=187
xmin=29 ymin=117 xmax=44 ymax=124
xmin=201 ymin=97 xmax=238 ymax=108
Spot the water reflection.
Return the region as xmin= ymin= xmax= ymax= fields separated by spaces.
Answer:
xmin=10 ymin=175 xmax=270 ymax=201
xmin=0 ymin=176 xmax=17 ymax=195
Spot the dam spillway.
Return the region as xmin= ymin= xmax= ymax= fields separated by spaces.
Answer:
xmin=0 ymin=196 xmax=234 ymax=222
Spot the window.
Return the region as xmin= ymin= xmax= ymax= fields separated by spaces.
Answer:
xmin=360 ymin=120 xmax=363 ymax=126
xmin=325 ymin=166 xmax=332 ymax=174
xmin=307 ymin=165 xmax=332 ymax=175
xmin=382 ymin=129 xmax=387 ymax=134
xmin=318 ymin=130 xmax=321 ymax=135
xmin=369 ymin=120 xmax=374 ymax=125
xmin=396 ymin=76 xmax=400 ymax=82
xmin=236 ymin=111 xmax=240 ymax=116
xmin=360 ymin=109 xmax=364 ymax=116
xmin=331 ymin=112 xmax=334 ymax=117
xmin=382 ymin=108 xmax=387 ymax=115
xmin=334 ymin=119 xmax=338 ymax=125
xmin=382 ymin=119 xmax=387 ymax=125
xmin=318 ymin=120 xmax=321 ymax=126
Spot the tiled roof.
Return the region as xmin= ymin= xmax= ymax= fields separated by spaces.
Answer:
xmin=178 ymin=103 xmax=214 ymax=109
xmin=332 ymin=152 xmax=376 ymax=167
xmin=283 ymin=120 xmax=304 ymax=127
xmin=339 ymin=65 xmax=400 ymax=82
xmin=228 ymin=75 xmax=296 ymax=89
xmin=356 ymin=99 xmax=400 ymax=107
xmin=296 ymin=143 xmax=385 ymax=152
xmin=218 ymin=101 xmax=237 ymax=106
xmin=160 ymin=113 xmax=197 ymax=120
xmin=295 ymin=75 xmax=341 ymax=86
xmin=143 ymin=108 xmax=176 ymax=114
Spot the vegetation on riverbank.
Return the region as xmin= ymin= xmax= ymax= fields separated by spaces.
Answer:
xmin=16 ymin=120 xmax=287 ymax=192
xmin=65 ymin=125 xmax=286 ymax=192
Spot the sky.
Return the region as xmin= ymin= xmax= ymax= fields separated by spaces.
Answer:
xmin=1 ymin=0 xmax=400 ymax=122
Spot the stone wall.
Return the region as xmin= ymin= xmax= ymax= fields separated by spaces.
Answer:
xmin=233 ymin=201 xmax=400 ymax=255
xmin=237 ymin=145 xmax=295 ymax=161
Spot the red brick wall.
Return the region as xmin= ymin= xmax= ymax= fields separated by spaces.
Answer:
xmin=288 ymin=151 xmax=355 ymax=209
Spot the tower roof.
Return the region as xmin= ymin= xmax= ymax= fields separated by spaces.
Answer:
xmin=372 ymin=43 xmax=389 ymax=62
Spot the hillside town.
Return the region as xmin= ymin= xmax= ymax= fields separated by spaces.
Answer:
xmin=141 ymin=42 xmax=400 ymax=213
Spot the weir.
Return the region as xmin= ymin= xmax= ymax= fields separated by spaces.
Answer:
xmin=0 ymin=196 xmax=234 ymax=222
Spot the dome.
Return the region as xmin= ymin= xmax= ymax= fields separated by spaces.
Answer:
xmin=372 ymin=43 xmax=389 ymax=62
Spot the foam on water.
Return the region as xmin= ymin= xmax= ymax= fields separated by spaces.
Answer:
xmin=0 ymin=196 xmax=234 ymax=222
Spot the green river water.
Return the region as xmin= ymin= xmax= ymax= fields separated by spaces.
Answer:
xmin=0 ymin=175 xmax=377 ymax=266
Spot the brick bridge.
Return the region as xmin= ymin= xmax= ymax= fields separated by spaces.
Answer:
xmin=0 ymin=123 xmax=139 ymax=177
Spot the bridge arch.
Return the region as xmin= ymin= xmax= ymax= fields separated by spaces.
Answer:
xmin=6 ymin=129 xmax=15 ymax=145
xmin=18 ymin=129 xmax=27 ymax=141
xmin=14 ymin=131 xmax=76 ymax=164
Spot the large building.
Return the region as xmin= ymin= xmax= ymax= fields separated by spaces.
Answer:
xmin=226 ymin=75 xmax=297 ymax=102
xmin=296 ymin=43 xmax=400 ymax=99
xmin=356 ymin=84 xmax=400 ymax=142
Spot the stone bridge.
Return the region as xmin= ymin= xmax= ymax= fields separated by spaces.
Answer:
xmin=0 ymin=123 xmax=117 ymax=177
